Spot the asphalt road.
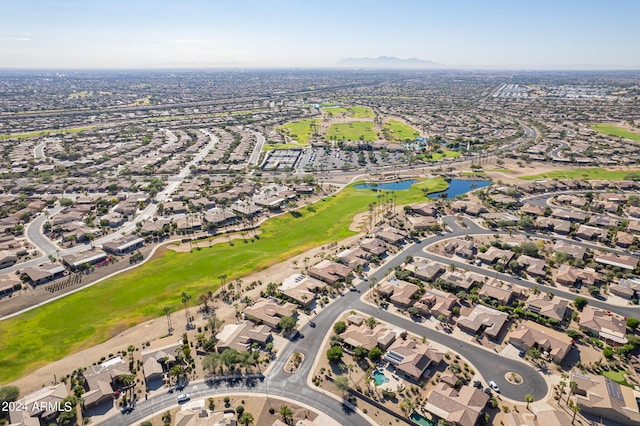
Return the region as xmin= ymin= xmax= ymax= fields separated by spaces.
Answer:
xmin=33 ymin=138 xmax=49 ymax=159
xmin=249 ymin=131 xmax=266 ymax=166
xmin=100 ymin=216 xmax=552 ymax=426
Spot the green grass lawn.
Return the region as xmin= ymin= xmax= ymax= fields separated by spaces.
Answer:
xmin=592 ymin=123 xmax=640 ymax=142
xmin=321 ymin=106 xmax=374 ymax=118
xmin=326 ymin=122 xmax=377 ymax=142
xmin=382 ymin=119 xmax=420 ymax=142
xmin=519 ymin=167 xmax=640 ymax=181
xmin=0 ymin=126 xmax=96 ymax=140
xmin=429 ymin=150 xmax=462 ymax=161
xmin=601 ymin=369 xmax=631 ymax=387
xmin=277 ymin=119 xmax=321 ymax=144
xmin=0 ymin=178 xmax=446 ymax=384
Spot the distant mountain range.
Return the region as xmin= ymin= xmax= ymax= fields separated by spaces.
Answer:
xmin=334 ymin=56 xmax=441 ymax=69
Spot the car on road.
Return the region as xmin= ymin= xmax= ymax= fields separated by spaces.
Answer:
xmin=488 ymin=380 xmax=500 ymax=393
xmin=177 ymin=393 xmax=190 ymax=403
xmin=349 ymin=287 xmax=359 ymax=292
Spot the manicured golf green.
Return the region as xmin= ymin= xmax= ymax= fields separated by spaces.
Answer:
xmin=326 ymin=122 xmax=377 ymax=141
xmin=0 ymin=178 xmax=446 ymax=384
xmin=519 ymin=168 xmax=640 ymax=181
xmin=321 ymin=106 xmax=374 ymax=118
xmin=382 ymin=119 xmax=420 ymax=142
xmin=277 ymin=119 xmax=321 ymax=144
xmin=592 ymin=123 xmax=640 ymax=142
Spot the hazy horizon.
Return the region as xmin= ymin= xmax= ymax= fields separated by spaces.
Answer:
xmin=2 ymin=0 xmax=640 ymax=70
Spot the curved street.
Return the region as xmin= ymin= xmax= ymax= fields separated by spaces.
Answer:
xmin=100 ymin=216 xmax=552 ymax=426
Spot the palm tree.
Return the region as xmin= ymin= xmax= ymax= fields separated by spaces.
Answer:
xmin=334 ymin=375 xmax=350 ymax=396
xmin=169 ymin=365 xmax=183 ymax=387
xmin=239 ymin=412 xmax=254 ymax=426
xmin=525 ymin=393 xmax=534 ymax=409
xmin=278 ymin=405 xmax=294 ymax=425
xmin=571 ymin=403 xmax=580 ymax=424
xmin=567 ymin=381 xmax=578 ymax=404
xmin=182 ymin=292 xmax=192 ymax=327
xmin=218 ymin=274 xmax=227 ymax=287
xmin=558 ymin=380 xmax=567 ymax=398
xmin=526 ymin=347 xmax=542 ymax=365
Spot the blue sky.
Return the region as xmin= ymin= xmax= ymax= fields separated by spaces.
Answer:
xmin=1 ymin=0 xmax=639 ymax=69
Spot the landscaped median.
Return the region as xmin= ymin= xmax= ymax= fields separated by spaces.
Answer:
xmin=0 ymin=178 xmax=447 ymax=384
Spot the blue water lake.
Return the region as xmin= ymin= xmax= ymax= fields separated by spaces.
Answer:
xmin=354 ymin=179 xmax=418 ymax=191
xmin=428 ymin=179 xmax=491 ymax=199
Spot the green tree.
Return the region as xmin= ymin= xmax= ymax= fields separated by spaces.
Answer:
xmin=203 ymin=353 xmax=220 ymax=374
xmin=368 ymin=346 xmax=383 ymax=362
xmin=278 ymin=315 xmax=297 ymax=332
xmin=326 ymin=346 xmax=343 ymax=363
xmin=365 ymin=316 xmax=378 ymax=329
xmin=571 ymin=402 xmax=580 ymax=424
xmin=334 ymin=375 xmax=350 ymax=395
xmin=0 ymin=386 xmax=19 ymax=405
xmin=526 ymin=347 xmax=542 ymax=365
xmin=520 ymin=241 xmax=538 ymax=257
xmin=525 ymin=393 xmax=534 ymax=409
xmin=169 ymin=365 xmax=184 ymax=385
xmin=567 ymin=381 xmax=578 ymax=404
xmin=333 ymin=321 xmax=347 ymax=334
xmin=573 ymin=297 xmax=588 ymax=311
xmin=353 ymin=346 xmax=368 ymax=362
xmin=239 ymin=412 xmax=254 ymax=426
xmin=627 ymin=317 xmax=640 ymax=331
xmin=278 ymin=405 xmax=294 ymax=424
xmin=56 ymin=395 xmax=79 ymax=425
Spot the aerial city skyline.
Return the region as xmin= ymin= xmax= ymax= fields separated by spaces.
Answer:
xmin=1 ymin=0 xmax=640 ymax=69
xmin=1 ymin=2 xmax=640 ymax=426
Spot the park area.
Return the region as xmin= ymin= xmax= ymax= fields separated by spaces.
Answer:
xmin=321 ymin=105 xmax=374 ymax=118
xmin=276 ymin=119 xmax=320 ymax=144
xmin=326 ymin=121 xmax=377 ymax=142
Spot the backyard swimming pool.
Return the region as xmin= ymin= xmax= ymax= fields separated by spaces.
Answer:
xmin=410 ymin=412 xmax=435 ymax=426
xmin=372 ymin=369 xmax=390 ymax=386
